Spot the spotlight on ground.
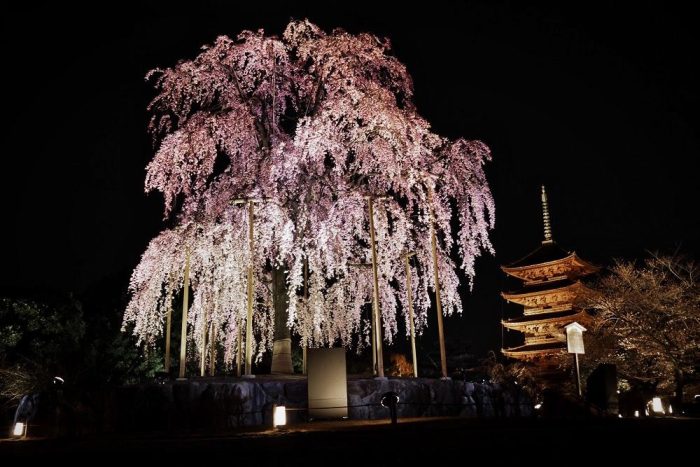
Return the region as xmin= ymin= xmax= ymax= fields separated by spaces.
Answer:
xmin=273 ymin=405 xmax=287 ymax=428
xmin=651 ymin=397 xmax=664 ymax=414
xmin=12 ymin=422 xmax=26 ymax=438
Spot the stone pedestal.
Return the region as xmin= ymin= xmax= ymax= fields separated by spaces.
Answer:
xmin=271 ymin=338 xmax=294 ymax=374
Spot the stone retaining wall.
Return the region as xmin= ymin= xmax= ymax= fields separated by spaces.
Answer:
xmin=113 ymin=377 xmax=532 ymax=432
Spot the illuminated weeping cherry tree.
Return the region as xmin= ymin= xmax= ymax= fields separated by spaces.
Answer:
xmin=123 ymin=20 xmax=495 ymax=378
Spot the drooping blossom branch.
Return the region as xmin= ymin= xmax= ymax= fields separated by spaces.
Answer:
xmin=125 ymin=20 xmax=495 ymax=358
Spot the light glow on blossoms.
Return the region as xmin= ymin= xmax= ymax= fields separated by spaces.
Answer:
xmin=123 ymin=20 xmax=495 ymax=362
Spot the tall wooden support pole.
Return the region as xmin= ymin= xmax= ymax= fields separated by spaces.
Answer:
xmin=428 ymin=190 xmax=448 ymax=379
xmin=236 ymin=327 xmax=242 ymax=377
xmin=574 ymin=353 xmax=582 ymax=397
xmin=367 ymin=197 xmax=385 ymax=378
xmin=245 ymin=200 xmax=255 ymax=377
xmin=200 ymin=323 xmax=207 ymax=377
xmin=404 ymin=253 xmax=418 ymax=378
xmin=302 ymin=258 xmax=308 ymax=375
xmin=209 ymin=323 xmax=217 ymax=376
xmin=200 ymin=306 xmax=208 ymax=377
xmin=178 ymin=249 xmax=191 ymax=379
xmin=370 ymin=308 xmax=377 ymax=375
xmin=302 ymin=347 xmax=307 ymax=375
xmin=164 ymin=277 xmax=173 ymax=373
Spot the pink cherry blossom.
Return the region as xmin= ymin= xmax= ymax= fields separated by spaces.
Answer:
xmin=124 ymin=20 xmax=495 ymax=365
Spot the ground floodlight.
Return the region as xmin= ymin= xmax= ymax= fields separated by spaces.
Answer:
xmin=273 ymin=405 xmax=287 ymax=428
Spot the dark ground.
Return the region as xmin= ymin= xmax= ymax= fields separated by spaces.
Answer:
xmin=1 ymin=416 xmax=697 ymax=463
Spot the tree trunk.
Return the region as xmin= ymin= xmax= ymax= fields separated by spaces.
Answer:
xmin=271 ymin=266 xmax=294 ymax=374
xmin=674 ymin=369 xmax=684 ymax=409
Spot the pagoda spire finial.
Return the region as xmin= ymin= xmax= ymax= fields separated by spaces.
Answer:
xmin=541 ymin=185 xmax=553 ymax=243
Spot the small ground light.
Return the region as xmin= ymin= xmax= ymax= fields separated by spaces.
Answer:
xmin=13 ymin=422 xmax=26 ymax=437
xmin=534 ymin=403 xmax=542 ymax=410
xmin=634 ymin=410 xmax=639 ymax=417
xmin=618 ymin=414 xmax=622 ymax=418
xmin=668 ymin=405 xmax=673 ymax=414
xmin=273 ymin=405 xmax=286 ymax=428
xmin=651 ymin=397 xmax=664 ymax=414
xmin=381 ymin=391 xmax=400 ymax=425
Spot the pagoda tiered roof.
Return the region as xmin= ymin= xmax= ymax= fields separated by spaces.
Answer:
xmin=503 ymin=277 xmax=575 ymax=295
xmin=501 ymin=308 xmax=589 ymax=331
xmin=501 ymin=280 xmax=584 ymax=309
xmin=507 ymin=241 xmax=571 ymax=268
xmin=502 ymin=341 xmax=565 ymax=358
xmin=501 ymin=241 xmax=599 ymax=283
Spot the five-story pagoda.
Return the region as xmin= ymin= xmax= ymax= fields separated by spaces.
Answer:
xmin=501 ymin=186 xmax=598 ymax=376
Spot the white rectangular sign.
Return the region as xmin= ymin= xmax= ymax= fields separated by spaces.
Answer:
xmin=566 ymin=327 xmax=585 ymax=354
xmin=307 ymin=348 xmax=348 ymax=419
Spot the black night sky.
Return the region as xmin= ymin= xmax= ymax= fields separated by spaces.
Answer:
xmin=2 ymin=2 xmax=698 ymax=358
